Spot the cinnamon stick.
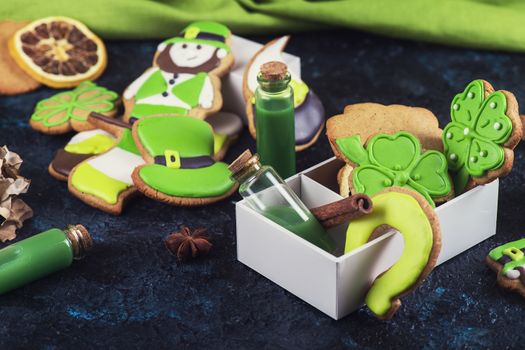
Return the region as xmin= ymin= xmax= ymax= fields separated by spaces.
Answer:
xmin=310 ymin=193 xmax=373 ymax=229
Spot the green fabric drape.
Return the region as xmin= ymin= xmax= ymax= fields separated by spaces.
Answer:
xmin=2 ymin=0 xmax=525 ymax=52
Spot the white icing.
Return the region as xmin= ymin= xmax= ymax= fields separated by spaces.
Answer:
xmin=505 ymin=269 xmax=521 ymax=279
xmin=198 ymin=75 xmax=214 ymax=108
xmin=68 ymin=129 xmax=114 ymax=145
xmin=170 ymin=42 xmax=216 ymax=68
xmin=246 ymin=36 xmax=303 ymax=93
xmin=123 ymin=67 xmax=157 ymax=100
xmin=87 ymin=147 xmax=144 ymax=185
xmin=207 ymin=112 xmax=243 ymax=136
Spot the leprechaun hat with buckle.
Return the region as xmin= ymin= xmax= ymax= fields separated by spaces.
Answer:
xmin=131 ymin=115 xmax=237 ymax=205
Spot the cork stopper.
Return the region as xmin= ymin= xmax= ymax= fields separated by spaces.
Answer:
xmin=64 ymin=224 xmax=93 ymax=260
xmin=260 ymin=61 xmax=288 ymax=81
xmin=228 ymin=149 xmax=261 ymax=183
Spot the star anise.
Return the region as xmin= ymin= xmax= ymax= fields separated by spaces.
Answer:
xmin=164 ymin=226 xmax=212 ymax=262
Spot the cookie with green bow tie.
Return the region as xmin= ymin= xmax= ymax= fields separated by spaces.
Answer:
xmin=335 ymin=131 xmax=453 ymax=207
xmin=443 ymin=80 xmax=522 ymax=193
xmin=131 ymin=115 xmax=237 ymax=206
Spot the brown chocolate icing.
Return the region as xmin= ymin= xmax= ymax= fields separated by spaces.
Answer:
xmin=156 ymin=44 xmax=221 ymax=74
xmin=89 ymin=112 xmax=131 ymax=129
xmin=50 ymin=149 xmax=93 ymax=177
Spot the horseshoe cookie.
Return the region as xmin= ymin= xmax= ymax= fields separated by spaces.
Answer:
xmin=122 ymin=21 xmax=234 ymax=121
xmin=131 ymin=116 xmax=238 ymax=206
xmin=242 ymin=36 xmax=325 ymax=151
xmin=345 ymin=188 xmax=441 ymax=320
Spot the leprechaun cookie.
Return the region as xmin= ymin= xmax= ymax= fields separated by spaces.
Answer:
xmin=131 ymin=116 xmax=238 ymax=206
xmin=443 ymin=79 xmax=522 ymax=193
xmin=30 ymin=81 xmax=118 ymax=134
xmin=68 ymin=115 xmax=143 ymax=215
xmin=48 ymin=129 xmax=116 ymax=181
xmin=345 ymin=188 xmax=441 ymax=319
xmin=122 ymin=21 xmax=234 ymax=121
xmin=0 ymin=20 xmax=40 ymax=95
xmin=334 ymin=132 xmax=453 ymax=207
xmin=486 ymin=238 xmax=525 ymax=298
xmin=242 ymin=36 xmax=325 ymax=151
xmin=8 ymin=17 xmax=107 ymax=88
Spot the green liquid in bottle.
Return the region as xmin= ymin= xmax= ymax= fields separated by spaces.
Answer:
xmin=0 ymin=225 xmax=91 ymax=295
xmin=256 ymin=99 xmax=296 ymax=179
xmin=263 ymin=205 xmax=335 ymax=253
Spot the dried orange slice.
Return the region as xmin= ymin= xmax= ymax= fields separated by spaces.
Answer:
xmin=8 ymin=16 xmax=107 ymax=88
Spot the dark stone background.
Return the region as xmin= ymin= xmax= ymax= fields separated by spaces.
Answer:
xmin=1 ymin=29 xmax=525 ymax=349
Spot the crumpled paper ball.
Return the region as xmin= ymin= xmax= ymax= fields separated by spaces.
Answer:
xmin=0 ymin=146 xmax=32 ymax=242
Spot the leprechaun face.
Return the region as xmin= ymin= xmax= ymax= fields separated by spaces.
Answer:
xmin=170 ymin=42 xmax=217 ymax=67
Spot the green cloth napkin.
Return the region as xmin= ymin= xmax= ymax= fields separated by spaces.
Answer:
xmin=2 ymin=0 xmax=525 ymax=52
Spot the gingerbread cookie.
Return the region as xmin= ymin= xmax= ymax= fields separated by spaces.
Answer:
xmin=131 ymin=116 xmax=238 ymax=206
xmin=48 ymin=129 xmax=116 ymax=181
xmin=0 ymin=20 xmax=40 ymax=95
xmin=486 ymin=238 xmax=525 ymax=298
xmin=68 ymin=114 xmax=143 ymax=215
xmin=443 ymin=79 xmax=522 ymax=193
xmin=122 ymin=21 xmax=234 ymax=121
xmin=334 ymin=132 xmax=453 ymax=207
xmin=206 ymin=111 xmax=243 ymax=161
xmin=30 ymin=81 xmax=118 ymax=134
xmin=8 ymin=16 xmax=107 ymax=88
xmin=242 ymin=36 xmax=325 ymax=151
xmin=345 ymin=188 xmax=441 ymax=319
xmin=327 ymin=103 xmax=444 ymax=158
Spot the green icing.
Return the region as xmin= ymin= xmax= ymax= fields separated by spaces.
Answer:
xmin=162 ymin=21 xmax=231 ymax=52
xmin=135 ymin=70 xmax=165 ymax=101
xmin=71 ymin=163 xmax=128 ymax=204
xmin=214 ymin=133 xmax=227 ymax=155
xmin=136 ymin=116 xmax=213 ymax=157
xmin=65 ymin=134 xmax=115 ymax=154
xmin=31 ymin=81 xmax=118 ymax=127
xmin=289 ymin=79 xmax=309 ymax=107
xmin=131 ymin=104 xmax=187 ymax=118
xmin=139 ymin=163 xmax=234 ymax=197
xmin=171 ymin=72 xmax=207 ymax=107
xmin=345 ymin=191 xmax=435 ymax=318
xmin=488 ymin=238 xmax=525 ymax=274
xmin=443 ymin=80 xmax=513 ymax=193
xmin=117 ymin=129 xmax=141 ymax=155
xmin=336 ymin=132 xmax=451 ymax=207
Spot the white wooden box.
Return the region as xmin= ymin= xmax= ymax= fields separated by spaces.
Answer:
xmin=235 ymin=157 xmax=499 ymax=319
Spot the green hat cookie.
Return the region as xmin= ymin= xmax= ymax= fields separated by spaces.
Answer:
xmin=161 ymin=21 xmax=231 ymax=52
xmin=131 ymin=116 xmax=237 ymax=205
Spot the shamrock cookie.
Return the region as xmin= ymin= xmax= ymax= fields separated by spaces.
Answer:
xmin=345 ymin=188 xmax=441 ymax=319
xmin=336 ymin=132 xmax=453 ymax=207
xmin=8 ymin=17 xmax=107 ymax=88
xmin=48 ymin=129 xmax=116 ymax=181
xmin=131 ymin=116 xmax=237 ymax=206
xmin=0 ymin=20 xmax=40 ymax=95
xmin=443 ymin=79 xmax=522 ymax=193
xmin=68 ymin=114 xmax=143 ymax=215
xmin=243 ymin=36 xmax=325 ymax=151
xmin=486 ymin=238 xmax=525 ymax=298
xmin=123 ymin=21 xmax=234 ymax=121
xmin=30 ymin=81 xmax=118 ymax=134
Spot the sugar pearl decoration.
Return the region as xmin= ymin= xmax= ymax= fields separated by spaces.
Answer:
xmin=490 ymin=102 xmax=497 ymax=109
xmin=453 ymin=104 xmax=459 ymax=111
xmin=450 ymin=153 xmax=457 ymax=161
xmin=467 ymin=92 xmax=474 ymax=98
xmin=494 ymin=122 xmax=502 ymax=130
xmin=463 ymin=128 xmax=470 ymax=135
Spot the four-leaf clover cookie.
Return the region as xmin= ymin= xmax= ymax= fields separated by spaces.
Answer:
xmin=30 ymin=81 xmax=119 ymax=134
xmin=443 ymin=80 xmax=522 ymax=193
xmin=335 ymin=132 xmax=453 ymax=207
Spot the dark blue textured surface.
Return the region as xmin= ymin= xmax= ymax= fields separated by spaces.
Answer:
xmin=1 ymin=30 xmax=525 ymax=349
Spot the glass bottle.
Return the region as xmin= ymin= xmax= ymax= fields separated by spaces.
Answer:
xmin=255 ymin=61 xmax=296 ymax=179
xmin=229 ymin=150 xmax=335 ymax=253
xmin=0 ymin=224 xmax=92 ymax=295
